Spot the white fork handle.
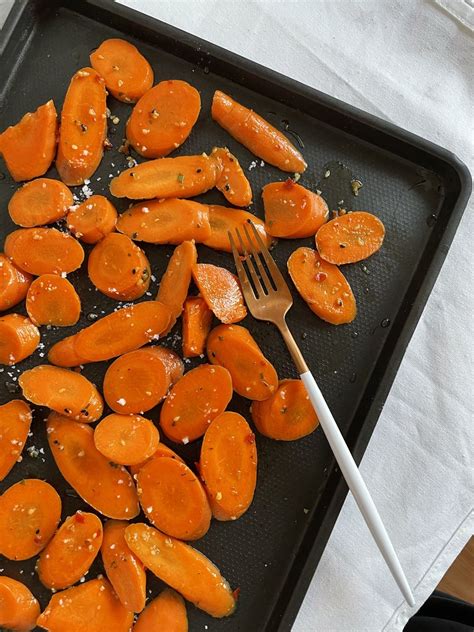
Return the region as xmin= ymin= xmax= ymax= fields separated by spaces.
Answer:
xmin=300 ymin=371 xmax=415 ymax=607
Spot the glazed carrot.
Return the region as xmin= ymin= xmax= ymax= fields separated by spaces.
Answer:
xmin=0 ymin=100 xmax=57 ymax=182
xmin=201 ymin=412 xmax=257 ymax=521
xmin=19 ymin=365 xmax=103 ymax=422
xmin=94 ymin=414 xmax=160 ymax=466
xmin=129 ymin=442 xmax=184 ymax=477
xmin=211 ymin=147 xmax=252 ymax=207
xmin=88 ymin=233 xmax=151 ymax=300
xmin=26 ymin=274 xmax=81 ymax=326
xmin=101 ymin=520 xmax=146 ymax=613
xmin=182 ymin=296 xmax=213 ymax=357
xmin=148 ymin=345 xmax=184 ymax=385
xmin=90 ymin=38 xmax=153 ymax=103
xmin=8 ymin=178 xmax=72 ymax=228
xmin=0 ymin=401 xmax=32 ymax=481
xmin=37 ymin=511 xmax=103 ymax=590
xmin=315 ymin=211 xmax=385 ymax=264
xmin=0 ymin=479 xmax=61 ymax=560
xmin=134 ymin=588 xmax=188 ymax=632
xmin=207 ymin=324 xmax=278 ymax=400
xmin=37 ymin=577 xmax=134 ymax=632
xmin=0 ymin=254 xmax=32 ymax=311
xmin=117 ymin=199 xmax=211 ymax=244
xmin=47 ymin=413 xmax=139 ymax=519
xmin=0 ymin=576 xmax=40 ymax=631
xmin=157 ymin=240 xmax=197 ymax=329
xmin=263 ymin=180 xmax=329 ymax=238
xmin=126 ymin=80 xmax=201 ymax=158
xmin=103 ymin=348 xmax=171 ymax=414
xmin=0 ymin=314 xmax=39 ymax=365
xmin=125 ymin=523 xmax=236 ymax=617
xmin=212 ymin=90 xmax=306 ymax=173
xmin=202 ymin=204 xmax=273 ymax=253
xmin=56 ymin=68 xmax=107 ymax=185
xmin=67 ymin=194 xmax=117 ymax=244
xmin=287 ymin=247 xmax=356 ymax=325
xmin=47 ymin=334 xmax=87 ymax=368
xmin=160 ymin=364 xmax=233 ymax=443
xmin=110 ymin=154 xmax=219 ymax=199
xmin=4 ymin=228 xmax=84 ymax=276
xmin=251 ymin=379 xmax=319 ymax=440
xmin=192 ymin=263 xmax=247 ymax=324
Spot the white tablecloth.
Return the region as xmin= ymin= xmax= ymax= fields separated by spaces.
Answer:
xmin=1 ymin=1 xmax=473 ymax=630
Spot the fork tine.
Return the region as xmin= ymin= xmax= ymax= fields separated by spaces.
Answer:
xmin=242 ymin=223 xmax=273 ymax=292
xmin=235 ymin=227 xmax=266 ymax=298
xmin=228 ymin=231 xmax=257 ymax=302
xmin=247 ymin=220 xmax=288 ymax=288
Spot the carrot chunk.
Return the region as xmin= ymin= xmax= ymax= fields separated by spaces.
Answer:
xmin=203 ymin=204 xmax=273 ymax=253
xmin=0 ymin=313 xmax=40 ymax=365
xmin=192 ymin=263 xmax=247 ymax=324
xmin=0 ymin=576 xmax=40 ymax=631
xmin=133 ymin=588 xmax=188 ymax=632
xmin=0 ymin=254 xmax=32 ymax=312
xmin=26 ymin=274 xmax=81 ymax=326
xmin=0 ymin=400 xmax=32 ymax=481
xmin=157 ymin=240 xmax=197 ymax=329
xmin=148 ymin=346 xmax=184 ymax=386
xmin=67 ymin=194 xmax=117 ymax=244
xmin=94 ymin=414 xmax=160 ymax=466
xmin=211 ymin=147 xmax=252 ymax=206
xmin=8 ymin=178 xmax=73 ymax=228
xmin=47 ymin=334 xmax=87 ymax=368
xmin=129 ymin=442 xmax=185 ymax=477
xmin=182 ymin=296 xmax=213 ymax=357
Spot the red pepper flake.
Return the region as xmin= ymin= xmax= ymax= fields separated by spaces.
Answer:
xmin=232 ymin=587 xmax=241 ymax=601
xmin=315 ymin=272 xmax=327 ymax=282
xmin=75 ymin=512 xmax=85 ymax=524
xmin=34 ymin=534 xmax=42 ymax=544
xmin=283 ymin=178 xmax=294 ymax=190
xmin=245 ymin=433 xmax=255 ymax=445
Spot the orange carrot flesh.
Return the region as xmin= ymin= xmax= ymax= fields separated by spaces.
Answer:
xmin=4 ymin=228 xmax=84 ymax=276
xmin=67 ymin=194 xmax=117 ymax=244
xmin=148 ymin=345 xmax=184 ymax=385
xmin=182 ymin=296 xmax=213 ymax=357
xmin=117 ymin=199 xmax=211 ymax=244
xmin=47 ymin=334 xmax=87 ymax=368
xmin=160 ymin=364 xmax=233 ymax=443
xmin=47 ymin=413 xmax=139 ymax=519
xmin=207 ymin=324 xmax=279 ymax=400
xmin=101 ymin=520 xmax=146 ymax=613
xmin=0 ymin=313 xmax=40 ymax=365
xmin=0 ymin=479 xmax=61 ymax=561
xmin=0 ymin=576 xmax=40 ymax=631
xmin=201 ymin=411 xmax=257 ymax=521
xmin=211 ymin=147 xmax=252 ymax=207
xmin=192 ymin=263 xmax=247 ymax=324
xmin=203 ymin=204 xmax=273 ymax=253
xmin=0 ymin=400 xmax=32 ymax=482
xmin=129 ymin=442 xmax=185 ymax=477
xmin=157 ymin=240 xmax=197 ymax=328
xmin=125 ymin=523 xmax=236 ymax=618
xmin=26 ymin=274 xmax=81 ymax=326
xmin=37 ymin=577 xmax=134 ymax=632
xmin=8 ymin=178 xmax=73 ymax=228
xmin=287 ymin=247 xmax=356 ymax=325
xmin=212 ymin=90 xmax=306 ymax=173
xmin=133 ymin=588 xmax=188 ymax=632
xmin=0 ymin=253 xmax=32 ymax=311
xmin=94 ymin=413 xmax=160 ymax=466
xmin=37 ymin=511 xmax=103 ymax=590
xmin=90 ymin=38 xmax=153 ymax=103
xmin=251 ymin=379 xmax=319 ymax=440
xmin=88 ymin=233 xmax=151 ymax=300
xmin=0 ymin=100 xmax=57 ymax=182
xmin=126 ymin=80 xmax=201 ymax=158
xmin=56 ymin=67 xmax=107 ymax=185
xmin=315 ymin=211 xmax=385 ymax=264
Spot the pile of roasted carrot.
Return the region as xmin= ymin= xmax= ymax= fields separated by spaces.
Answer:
xmin=0 ymin=36 xmax=385 ymax=631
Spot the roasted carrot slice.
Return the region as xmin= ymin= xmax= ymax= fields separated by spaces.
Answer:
xmin=288 ymin=247 xmax=356 ymax=325
xmin=212 ymin=90 xmax=306 ymax=173
xmin=19 ymin=365 xmax=103 ymax=422
xmin=202 ymin=204 xmax=273 ymax=253
xmin=26 ymin=274 xmax=81 ymax=326
xmin=110 ymin=154 xmax=219 ymax=199
xmin=263 ymin=180 xmax=329 ymax=238
xmin=94 ymin=414 xmax=160 ymax=466
xmin=148 ymin=346 xmax=184 ymax=385
xmin=0 ymin=400 xmax=32 ymax=482
xmin=101 ymin=520 xmax=146 ymax=613
xmin=37 ymin=577 xmax=134 ymax=632
xmin=88 ymin=233 xmax=151 ymax=300
xmin=67 ymin=194 xmax=117 ymax=244
xmin=157 ymin=240 xmax=197 ymax=330
xmin=47 ymin=334 xmax=87 ymax=368
xmin=0 ymin=313 xmax=39 ymax=365
xmin=126 ymin=80 xmax=201 ymax=158
xmin=134 ymin=588 xmax=188 ymax=632
xmin=90 ymin=38 xmax=154 ymax=103
xmin=0 ymin=479 xmax=61 ymax=561
xmin=129 ymin=442 xmax=184 ymax=477
xmin=315 ymin=211 xmax=385 ymax=264
xmin=0 ymin=576 xmax=40 ymax=631
xmin=0 ymin=100 xmax=57 ymax=182
xmin=0 ymin=253 xmax=32 ymax=312
xmin=125 ymin=523 xmax=236 ymax=617
xmin=37 ymin=511 xmax=103 ymax=590
xmin=201 ymin=411 xmax=257 ymax=521
xmin=182 ymin=296 xmax=213 ymax=357
xmin=160 ymin=364 xmax=233 ymax=443
xmin=207 ymin=324 xmax=278 ymax=400
xmin=56 ymin=68 xmax=107 ymax=185
xmin=47 ymin=413 xmax=139 ymax=519
xmin=8 ymin=178 xmax=73 ymax=228
xmin=192 ymin=263 xmax=247 ymax=324
xmin=4 ymin=228 xmax=84 ymax=276
xmin=211 ymin=147 xmax=252 ymax=207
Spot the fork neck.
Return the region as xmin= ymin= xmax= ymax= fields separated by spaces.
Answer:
xmin=275 ymin=317 xmax=309 ymax=375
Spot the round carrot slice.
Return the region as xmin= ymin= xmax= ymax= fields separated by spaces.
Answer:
xmin=138 ymin=457 xmax=211 ymax=540
xmin=0 ymin=313 xmax=39 ymax=365
xmin=160 ymin=364 xmax=233 ymax=443
xmin=134 ymin=588 xmax=188 ymax=632
xmin=8 ymin=178 xmax=73 ymax=228
xmin=192 ymin=263 xmax=247 ymax=324
xmin=0 ymin=253 xmax=32 ymax=311
xmin=202 ymin=205 xmax=273 ymax=253
xmin=26 ymin=274 xmax=81 ymax=326
xmin=316 ymin=211 xmax=385 ymax=264
xmin=0 ymin=400 xmax=32 ymax=482
xmin=67 ymin=194 xmax=117 ymax=244
xmin=0 ymin=576 xmax=40 ymax=631
xmin=94 ymin=414 xmax=160 ymax=466
xmin=47 ymin=334 xmax=87 ymax=368
xmin=129 ymin=442 xmax=185 ymax=477
xmin=0 ymin=479 xmax=61 ymax=560
xmin=148 ymin=346 xmax=184 ymax=386
xmin=37 ymin=511 xmax=103 ymax=590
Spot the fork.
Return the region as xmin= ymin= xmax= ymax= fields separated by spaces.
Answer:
xmin=229 ymin=221 xmax=415 ymax=607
